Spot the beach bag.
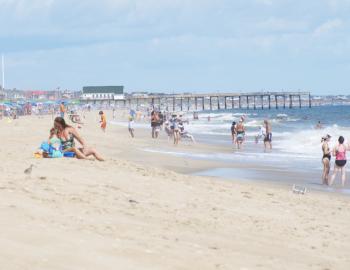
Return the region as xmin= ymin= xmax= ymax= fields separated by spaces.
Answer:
xmin=40 ymin=142 xmax=63 ymax=158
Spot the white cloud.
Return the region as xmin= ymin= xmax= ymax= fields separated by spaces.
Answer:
xmin=313 ymin=18 xmax=343 ymax=37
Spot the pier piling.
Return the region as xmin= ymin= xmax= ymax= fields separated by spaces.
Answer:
xmin=124 ymin=91 xmax=311 ymax=112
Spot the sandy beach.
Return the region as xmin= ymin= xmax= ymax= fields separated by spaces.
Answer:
xmin=1 ymin=111 xmax=350 ymax=270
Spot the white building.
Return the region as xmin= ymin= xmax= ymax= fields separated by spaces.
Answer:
xmin=81 ymin=86 xmax=125 ymax=102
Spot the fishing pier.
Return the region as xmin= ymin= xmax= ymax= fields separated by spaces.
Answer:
xmin=126 ymin=91 xmax=311 ymax=111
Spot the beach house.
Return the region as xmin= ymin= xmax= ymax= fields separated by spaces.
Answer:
xmin=81 ymin=86 xmax=125 ymax=105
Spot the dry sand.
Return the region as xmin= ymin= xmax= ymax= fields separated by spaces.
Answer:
xmin=1 ymin=111 xmax=350 ymax=270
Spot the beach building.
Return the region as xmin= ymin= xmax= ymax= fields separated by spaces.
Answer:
xmin=81 ymin=86 xmax=125 ymax=105
xmin=24 ymin=90 xmax=59 ymax=100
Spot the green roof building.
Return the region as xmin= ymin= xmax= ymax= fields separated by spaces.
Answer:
xmin=83 ymin=86 xmax=124 ymax=94
xmin=81 ymin=86 xmax=125 ymax=101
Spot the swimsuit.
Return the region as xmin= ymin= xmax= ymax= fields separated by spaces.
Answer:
xmin=323 ymin=154 xmax=331 ymax=161
xmin=264 ymin=133 xmax=272 ymax=142
xmin=60 ymin=135 xmax=75 ymax=151
xmin=322 ymin=144 xmax=331 ymax=161
xmin=236 ymin=131 xmax=244 ymax=141
xmin=336 ymin=160 xmax=347 ymax=167
xmin=335 ymin=146 xmax=347 ymax=167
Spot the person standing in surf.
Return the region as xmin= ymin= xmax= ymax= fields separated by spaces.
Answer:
xmin=236 ymin=120 xmax=245 ymax=149
xmin=231 ymin=121 xmax=237 ymax=145
xmin=321 ymin=135 xmax=331 ymax=185
xmin=329 ymin=136 xmax=348 ymax=187
xmin=263 ymin=120 xmax=272 ymax=151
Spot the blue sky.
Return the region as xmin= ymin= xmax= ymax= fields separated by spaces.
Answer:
xmin=0 ymin=0 xmax=350 ymax=94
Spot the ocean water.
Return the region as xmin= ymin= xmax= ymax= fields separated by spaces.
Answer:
xmin=185 ymin=106 xmax=350 ymax=189
xmin=184 ymin=105 xmax=350 ymax=156
xmin=113 ymin=105 xmax=350 ymax=191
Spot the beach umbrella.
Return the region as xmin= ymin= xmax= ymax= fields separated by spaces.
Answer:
xmin=44 ymin=101 xmax=55 ymax=105
xmin=67 ymin=100 xmax=80 ymax=105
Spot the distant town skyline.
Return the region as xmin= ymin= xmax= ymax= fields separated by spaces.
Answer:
xmin=1 ymin=0 xmax=350 ymax=95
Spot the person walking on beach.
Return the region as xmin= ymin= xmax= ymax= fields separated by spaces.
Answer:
xmin=264 ymin=120 xmax=272 ymax=150
xmin=154 ymin=115 xmax=161 ymax=139
xmin=321 ymin=135 xmax=332 ymax=185
xmin=54 ymin=117 xmax=104 ymax=161
xmin=59 ymin=102 xmax=66 ymax=118
xmin=329 ymin=136 xmax=348 ymax=187
xmin=236 ymin=120 xmax=245 ymax=149
xmin=170 ymin=115 xmax=180 ymax=145
xmin=151 ymin=110 xmax=159 ymax=138
xmin=99 ymin=111 xmax=107 ymax=132
xmin=128 ymin=116 xmax=135 ymax=138
xmin=164 ymin=120 xmax=172 ymax=141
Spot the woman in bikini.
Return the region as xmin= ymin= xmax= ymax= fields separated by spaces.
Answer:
xmin=329 ymin=136 xmax=348 ymax=187
xmin=321 ymin=135 xmax=331 ymax=185
xmin=231 ymin=121 xmax=237 ymax=145
xmin=235 ymin=120 xmax=245 ymax=149
xmin=54 ymin=117 xmax=104 ymax=161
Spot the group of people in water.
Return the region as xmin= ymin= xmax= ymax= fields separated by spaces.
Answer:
xmin=322 ymin=134 xmax=348 ymax=186
xmin=230 ymin=117 xmax=272 ymax=150
xmin=149 ymin=110 xmax=196 ymax=145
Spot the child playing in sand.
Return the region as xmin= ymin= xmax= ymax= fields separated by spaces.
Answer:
xmin=99 ymin=111 xmax=107 ymax=132
xmin=128 ymin=116 xmax=135 ymax=138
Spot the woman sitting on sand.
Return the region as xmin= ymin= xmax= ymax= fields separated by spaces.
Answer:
xmin=329 ymin=136 xmax=348 ymax=186
xmin=54 ymin=117 xmax=104 ymax=161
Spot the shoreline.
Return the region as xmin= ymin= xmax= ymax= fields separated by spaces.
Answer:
xmin=109 ymin=112 xmax=349 ymax=195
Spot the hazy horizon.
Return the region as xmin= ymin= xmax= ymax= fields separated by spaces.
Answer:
xmin=1 ymin=0 xmax=350 ymax=95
